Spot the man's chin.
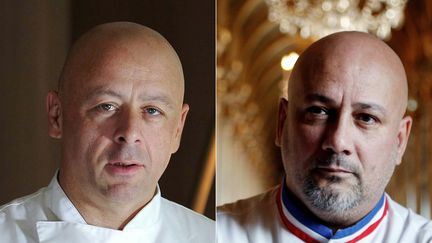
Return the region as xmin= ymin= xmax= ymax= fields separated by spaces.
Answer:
xmin=318 ymin=181 xmax=357 ymax=193
xmin=311 ymin=172 xmax=358 ymax=189
xmin=303 ymin=177 xmax=363 ymax=213
xmin=102 ymin=182 xmax=144 ymax=202
xmin=307 ymin=193 xmax=358 ymax=213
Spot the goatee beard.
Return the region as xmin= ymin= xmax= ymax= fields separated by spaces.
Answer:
xmin=301 ymin=154 xmax=363 ymax=213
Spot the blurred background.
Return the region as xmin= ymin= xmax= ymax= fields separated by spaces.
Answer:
xmin=0 ymin=0 xmax=215 ymax=219
xmin=217 ymin=0 xmax=432 ymax=219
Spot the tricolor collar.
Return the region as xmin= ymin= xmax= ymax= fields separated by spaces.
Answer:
xmin=276 ymin=182 xmax=388 ymax=242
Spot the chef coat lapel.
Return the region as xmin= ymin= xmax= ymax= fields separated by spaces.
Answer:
xmin=43 ymin=173 xmax=86 ymax=223
xmin=37 ymin=171 xmax=164 ymax=242
xmin=36 ymin=221 xmax=148 ymax=243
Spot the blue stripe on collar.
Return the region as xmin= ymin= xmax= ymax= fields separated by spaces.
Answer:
xmin=333 ymin=195 xmax=385 ymax=239
xmin=281 ymin=181 xmax=385 ymax=239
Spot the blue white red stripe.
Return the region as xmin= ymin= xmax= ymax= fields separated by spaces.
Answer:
xmin=276 ymin=182 xmax=389 ymax=242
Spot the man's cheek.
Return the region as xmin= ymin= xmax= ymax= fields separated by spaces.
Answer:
xmin=297 ymin=125 xmax=323 ymax=148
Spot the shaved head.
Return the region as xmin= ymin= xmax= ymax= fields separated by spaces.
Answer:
xmin=59 ymin=22 xmax=185 ymax=105
xmin=289 ymin=31 xmax=408 ymax=117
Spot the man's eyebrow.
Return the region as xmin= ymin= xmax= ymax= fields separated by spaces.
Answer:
xmin=84 ymin=89 xmax=175 ymax=107
xmin=138 ymin=94 xmax=174 ymax=107
xmin=84 ymin=89 xmax=123 ymax=101
xmin=353 ymin=102 xmax=387 ymax=116
xmin=305 ymin=93 xmax=337 ymax=105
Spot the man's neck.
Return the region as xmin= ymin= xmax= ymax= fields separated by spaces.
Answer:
xmin=58 ymin=174 xmax=155 ymax=230
xmin=76 ymin=200 xmax=146 ymax=230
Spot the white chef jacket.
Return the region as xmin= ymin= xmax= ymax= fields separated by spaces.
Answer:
xmin=0 ymin=173 xmax=215 ymax=243
xmin=217 ymin=182 xmax=432 ymax=242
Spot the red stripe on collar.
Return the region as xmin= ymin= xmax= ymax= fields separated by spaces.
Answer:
xmin=346 ymin=199 xmax=389 ymax=242
xmin=276 ymin=187 xmax=320 ymax=243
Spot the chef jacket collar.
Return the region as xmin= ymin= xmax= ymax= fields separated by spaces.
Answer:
xmin=277 ymin=179 xmax=388 ymax=241
xmin=44 ymin=170 xmax=162 ymax=229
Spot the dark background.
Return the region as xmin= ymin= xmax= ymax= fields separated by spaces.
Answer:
xmin=0 ymin=0 xmax=215 ymax=219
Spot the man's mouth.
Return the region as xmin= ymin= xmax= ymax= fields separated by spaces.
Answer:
xmin=109 ymin=162 xmax=139 ymax=167
xmin=106 ymin=161 xmax=144 ymax=175
xmin=316 ymin=166 xmax=352 ymax=174
xmin=312 ymin=166 xmax=356 ymax=182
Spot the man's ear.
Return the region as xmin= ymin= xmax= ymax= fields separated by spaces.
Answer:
xmin=275 ymin=98 xmax=288 ymax=147
xmin=46 ymin=91 xmax=63 ymax=139
xmin=395 ymin=115 xmax=412 ymax=165
xmin=171 ymin=104 xmax=190 ymax=153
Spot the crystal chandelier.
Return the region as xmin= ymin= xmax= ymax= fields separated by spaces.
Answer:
xmin=265 ymin=0 xmax=408 ymax=40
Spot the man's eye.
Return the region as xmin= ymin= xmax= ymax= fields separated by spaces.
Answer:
xmin=306 ymin=106 xmax=328 ymax=116
xmin=356 ymin=113 xmax=378 ymax=125
xmin=145 ymin=107 xmax=161 ymax=116
xmin=304 ymin=106 xmax=329 ymax=123
xmin=97 ymin=103 xmax=117 ymax=112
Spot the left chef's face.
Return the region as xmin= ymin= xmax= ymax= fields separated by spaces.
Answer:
xmin=48 ymin=40 xmax=188 ymax=202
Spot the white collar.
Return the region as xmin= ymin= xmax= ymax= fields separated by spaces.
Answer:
xmin=43 ymin=171 xmax=162 ymax=229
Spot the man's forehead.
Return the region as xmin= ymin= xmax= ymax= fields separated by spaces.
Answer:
xmin=62 ymin=41 xmax=184 ymax=103
xmin=80 ymin=36 xmax=178 ymax=75
xmin=83 ymin=85 xmax=177 ymax=105
xmin=293 ymin=51 xmax=402 ymax=102
xmin=289 ymin=32 xmax=407 ymax=101
xmin=296 ymin=75 xmax=393 ymax=104
xmin=59 ymin=23 xmax=185 ymax=100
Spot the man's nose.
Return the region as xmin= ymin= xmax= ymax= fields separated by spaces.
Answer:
xmin=321 ymin=115 xmax=353 ymax=155
xmin=114 ymin=109 xmax=143 ymax=144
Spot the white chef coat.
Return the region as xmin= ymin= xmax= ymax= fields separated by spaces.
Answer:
xmin=217 ymin=182 xmax=432 ymax=242
xmin=0 ymin=173 xmax=214 ymax=243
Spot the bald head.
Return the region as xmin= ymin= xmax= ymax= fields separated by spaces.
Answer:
xmin=59 ymin=22 xmax=185 ymax=105
xmin=289 ymin=31 xmax=408 ymax=116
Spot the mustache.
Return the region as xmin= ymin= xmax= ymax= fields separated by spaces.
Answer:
xmin=313 ymin=153 xmax=361 ymax=176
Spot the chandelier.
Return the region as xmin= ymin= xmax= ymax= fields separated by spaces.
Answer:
xmin=265 ymin=0 xmax=408 ymax=40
